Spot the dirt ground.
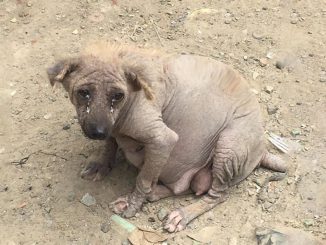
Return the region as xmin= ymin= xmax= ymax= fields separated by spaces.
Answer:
xmin=0 ymin=0 xmax=325 ymax=244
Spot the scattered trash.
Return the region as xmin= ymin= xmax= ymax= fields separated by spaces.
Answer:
xmin=110 ymin=214 xmax=137 ymax=233
xmin=267 ymin=132 xmax=290 ymax=154
xmin=80 ymin=193 xmax=96 ymax=206
xmin=128 ymin=227 xmax=167 ymax=245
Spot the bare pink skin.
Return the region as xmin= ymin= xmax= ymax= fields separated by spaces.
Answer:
xmin=47 ymin=43 xmax=286 ymax=232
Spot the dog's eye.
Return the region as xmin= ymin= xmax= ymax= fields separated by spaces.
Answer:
xmin=112 ymin=92 xmax=124 ymax=102
xmin=78 ymin=89 xmax=90 ymax=99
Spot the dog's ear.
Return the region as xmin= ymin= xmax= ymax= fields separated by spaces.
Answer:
xmin=47 ymin=58 xmax=79 ymax=90
xmin=124 ymin=70 xmax=155 ymax=100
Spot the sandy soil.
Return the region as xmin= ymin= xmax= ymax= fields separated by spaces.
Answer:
xmin=0 ymin=0 xmax=325 ymax=244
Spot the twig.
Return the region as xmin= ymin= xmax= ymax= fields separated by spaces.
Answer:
xmin=11 ymin=150 xmax=67 ymax=166
xmin=152 ymin=21 xmax=164 ymax=47
xmin=39 ymin=151 xmax=68 ymax=161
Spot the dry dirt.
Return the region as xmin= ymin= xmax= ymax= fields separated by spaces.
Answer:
xmin=0 ymin=0 xmax=325 ymax=244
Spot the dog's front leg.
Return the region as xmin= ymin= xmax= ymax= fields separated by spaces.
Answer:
xmin=110 ymin=121 xmax=178 ymax=218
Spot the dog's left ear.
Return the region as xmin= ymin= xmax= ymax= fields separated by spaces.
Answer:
xmin=124 ymin=69 xmax=155 ymax=100
xmin=47 ymin=58 xmax=79 ymax=90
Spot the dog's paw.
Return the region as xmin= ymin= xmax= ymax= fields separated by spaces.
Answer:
xmin=110 ymin=191 xmax=146 ymax=218
xmin=81 ymin=161 xmax=111 ymax=181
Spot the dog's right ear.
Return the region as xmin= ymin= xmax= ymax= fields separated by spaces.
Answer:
xmin=47 ymin=58 xmax=79 ymax=90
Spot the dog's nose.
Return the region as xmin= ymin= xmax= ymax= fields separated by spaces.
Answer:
xmin=90 ymin=125 xmax=107 ymax=140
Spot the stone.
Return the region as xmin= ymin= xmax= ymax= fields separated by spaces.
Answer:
xmin=259 ymin=58 xmax=268 ymax=67
xmin=291 ymin=129 xmax=301 ymax=136
xmin=148 ymin=217 xmax=155 ymax=222
xmin=276 ymin=60 xmax=286 ymax=69
xmin=267 ymin=106 xmax=278 ymax=115
xmin=62 ymin=123 xmax=71 ymax=130
xmin=264 ymin=86 xmax=274 ymax=94
xmin=80 ymin=193 xmax=96 ymax=206
xmin=72 ymin=29 xmax=79 ymax=35
xmin=43 ymin=113 xmax=52 ymax=120
xmin=157 ymin=208 xmax=168 ymax=221
xmin=100 ymin=221 xmax=111 ymax=233
xmin=253 ymin=72 xmax=259 ymax=80
xmin=67 ymin=191 xmax=76 ymax=202
xmin=303 ymin=219 xmax=314 ymax=227
xmin=248 ymin=189 xmax=255 ymax=196
xmin=10 ymin=18 xmax=17 ymax=23
xmin=319 ymin=72 xmax=326 ymax=83
xmin=252 ymin=32 xmax=264 ymax=40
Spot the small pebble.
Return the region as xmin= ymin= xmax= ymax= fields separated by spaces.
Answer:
xmin=0 ymin=185 xmax=8 ymax=192
xmin=252 ymin=32 xmax=264 ymax=40
xmin=26 ymin=1 xmax=32 ymax=7
xmin=266 ymin=51 xmax=274 ymax=59
xmin=291 ymin=129 xmax=301 ymax=136
xmin=43 ymin=113 xmax=52 ymax=120
xmin=303 ymin=219 xmax=314 ymax=227
xmin=290 ymin=19 xmax=298 ymax=24
xmin=157 ymin=208 xmax=168 ymax=221
xmin=264 ymin=85 xmax=274 ymax=94
xmin=67 ymin=191 xmax=76 ymax=202
xmin=267 ymin=106 xmax=278 ymax=115
xmin=259 ymin=58 xmax=268 ymax=67
xmin=100 ymin=221 xmax=111 ymax=233
xmin=148 ymin=217 xmax=155 ymax=222
xmin=248 ymin=189 xmax=255 ymax=196
xmin=276 ymin=60 xmax=286 ymax=69
xmin=224 ymin=18 xmax=231 ymax=24
xmin=62 ymin=123 xmax=71 ymax=130
xmin=10 ymin=18 xmax=17 ymax=23
xmin=45 ymin=207 xmax=52 ymax=213
xmin=122 ymin=240 xmax=130 ymax=245
xmin=80 ymin=193 xmax=96 ymax=206
xmin=253 ymin=72 xmax=259 ymax=80
xmin=320 ymin=72 xmax=326 ymax=83
xmin=243 ymin=55 xmax=248 ymax=61
xmin=72 ymin=29 xmax=79 ymax=35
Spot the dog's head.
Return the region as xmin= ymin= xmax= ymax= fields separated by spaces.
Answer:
xmin=47 ymin=54 xmax=154 ymax=140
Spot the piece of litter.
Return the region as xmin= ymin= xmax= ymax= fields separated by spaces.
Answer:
xmin=110 ymin=214 xmax=137 ymax=233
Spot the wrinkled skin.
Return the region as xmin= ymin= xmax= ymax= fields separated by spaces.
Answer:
xmin=47 ymin=43 xmax=286 ymax=232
